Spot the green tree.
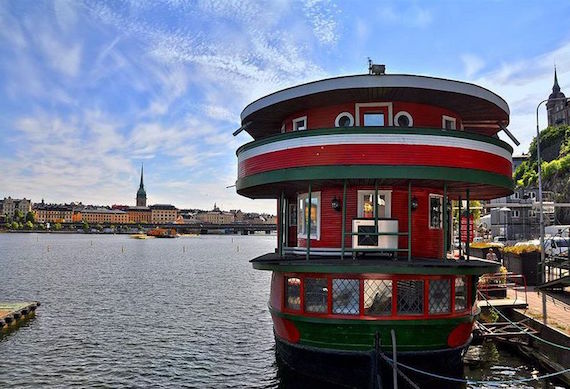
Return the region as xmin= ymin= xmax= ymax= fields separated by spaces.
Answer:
xmin=13 ymin=209 xmax=24 ymax=222
xmin=25 ymin=221 xmax=33 ymax=230
xmin=25 ymin=211 xmax=35 ymax=223
xmin=10 ymin=221 xmax=19 ymax=230
xmin=54 ymin=223 xmax=62 ymax=231
xmin=82 ymin=221 xmax=89 ymax=232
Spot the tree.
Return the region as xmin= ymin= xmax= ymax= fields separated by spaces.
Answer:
xmin=25 ymin=211 xmax=35 ymax=223
xmin=10 ymin=221 xmax=19 ymax=230
xmin=54 ymin=223 xmax=62 ymax=231
xmin=13 ymin=209 xmax=24 ymax=223
xmin=25 ymin=221 xmax=33 ymax=230
xmin=82 ymin=221 xmax=89 ymax=232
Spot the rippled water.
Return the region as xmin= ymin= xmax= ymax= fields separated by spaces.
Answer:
xmin=0 ymin=234 xmax=563 ymax=388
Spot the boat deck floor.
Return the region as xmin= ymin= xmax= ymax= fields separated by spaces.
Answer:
xmin=478 ymin=298 xmax=529 ymax=309
xmin=251 ymin=252 xmax=500 ymax=274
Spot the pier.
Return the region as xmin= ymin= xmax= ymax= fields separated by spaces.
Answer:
xmin=0 ymin=301 xmax=40 ymax=332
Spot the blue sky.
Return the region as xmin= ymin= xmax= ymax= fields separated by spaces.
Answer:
xmin=1 ymin=1 xmax=570 ymax=213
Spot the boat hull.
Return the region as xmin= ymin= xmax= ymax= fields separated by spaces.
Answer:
xmin=275 ymin=335 xmax=467 ymax=389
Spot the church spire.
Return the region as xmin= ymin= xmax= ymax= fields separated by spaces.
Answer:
xmin=136 ymin=163 xmax=147 ymax=207
xmin=553 ymin=66 xmax=561 ymax=93
xmin=139 ymin=164 xmax=144 ymax=190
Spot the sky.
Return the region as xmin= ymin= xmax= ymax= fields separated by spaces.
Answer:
xmin=1 ymin=1 xmax=570 ymax=214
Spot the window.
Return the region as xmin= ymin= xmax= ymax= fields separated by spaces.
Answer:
xmin=442 ymin=115 xmax=456 ymax=130
xmin=454 ymin=277 xmax=467 ymax=311
xmin=335 ymin=112 xmax=354 ymax=127
xmin=397 ymin=280 xmax=424 ymax=315
xmin=304 ymin=278 xmax=328 ymax=313
xmin=530 ymin=192 xmax=536 ymax=199
xmin=357 ymin=190 xmax=391 ymax=218
xmin=285 ymin=277 xmax=301 ymax=310
xmin=429 ymin=195 xmax=443 ymax=229
xmin=529 ymin=210 xmax=536 ymax=217
xmin=288 ymin=203 xmax=297 ymax=226
xmin=429 ymin=279 xmax=451 ymax=314
xmin=332 ymin=279 xmax=360 ymax=315
xmin=293 ymin=116 xmax=307 ymax=131
xmin=394 ymin=111 xmax=413 ymax=127
xmin=512 ymin=210 xmax=520 ymax=218
xmin=297 ymin=192 xmax=321 ymax=239
xmin=364 ymin=279 xmax=392 ymax=316
xmin=512 ymin=192 xmax=520 ymax=199
xmin=364 ymin=113 xmax=385 ymax=126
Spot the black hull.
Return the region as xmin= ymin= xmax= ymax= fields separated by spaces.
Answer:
xmin=275 ymin=337 xmax=468 ymax=389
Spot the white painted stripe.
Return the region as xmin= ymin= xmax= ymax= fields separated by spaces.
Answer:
xmin=238 ymin=134 xmax=512 ymax=164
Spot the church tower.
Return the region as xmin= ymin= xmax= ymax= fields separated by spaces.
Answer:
xmin=136 ymin=164 xmax=147 ymax=207
xmin=547 ymin=67 xmax=570 ymax=126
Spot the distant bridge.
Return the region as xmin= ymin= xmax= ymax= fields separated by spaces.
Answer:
xmin=61 ymin=222 xmax=277 ymax=234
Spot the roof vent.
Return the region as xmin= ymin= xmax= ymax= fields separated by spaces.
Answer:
xmin=368 ymin=58 xmax=385 ymax=75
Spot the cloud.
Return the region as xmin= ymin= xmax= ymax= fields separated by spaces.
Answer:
xmin=377 ymin=5 xmax=432 ymax=28
xmin=461 ymin=54 xmax=485 ymax=78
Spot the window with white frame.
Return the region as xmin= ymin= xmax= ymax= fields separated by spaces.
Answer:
xmin=429 ymin=194 xmax=443 ymax=229
xmin=357 ymin=190 xmax=391 ymax=218
xmin=442 ymin=115 xmax=456 ymax=130
xmin=335 ymin=112 xmax=354 ymax=127
xmin=297 ymin=192 xmax=321 ymax=239
xmin=394 ymin=111 xmax=413 ymax=127
xmin=512 ymin=210 xmax=520 ymax=218
xmin=293 ymin=116 xmax=307 ymax=131
xmin=530 ymin=192 xmax=536 ymax=199
xmin=512 ymin=192 xmax=520 ymax=199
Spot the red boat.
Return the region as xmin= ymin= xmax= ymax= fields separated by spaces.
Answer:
xmin=234 ymin=67 xmax=507 ymax=386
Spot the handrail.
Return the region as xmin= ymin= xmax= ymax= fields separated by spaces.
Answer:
xmin=478 ymin=272 xmax=528 ymax=304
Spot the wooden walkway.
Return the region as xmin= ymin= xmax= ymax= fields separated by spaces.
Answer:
xmin=478 ymin=298 xmax=528 ymax=309
xmin=0 ymin=301 xmax=40 ymax=331
xmin=511 ymin=289 xmax=570 ymax=335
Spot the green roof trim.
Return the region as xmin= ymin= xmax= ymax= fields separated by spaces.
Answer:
xmin=236 ymin=127 xmax=513 ymax=155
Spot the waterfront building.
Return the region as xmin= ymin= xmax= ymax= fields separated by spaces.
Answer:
xmin=547 ymin=68 xmax=570 ymax=126
xmin=33 ymin=202 xmax=73 ymax=223
xmin=127 ymin=206 xmax=152 ymax=223
xmin=77 ymin=208 xmax=129 ymax=224
xmin=197 ymin=208 xmax=235 ymax=224
xmin=2 ymin=197 xmax=32 ymax=219
xmin=150 ymin=204 xmax=178 ymax=224
xmin=234 ymin=69 xmax=508 ymax=385
xmin=136 ymin=165 xmax=147 ymax=207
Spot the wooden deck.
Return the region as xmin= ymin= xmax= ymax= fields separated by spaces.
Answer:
xmin=478 ymin=298 xmax=528 ymax=309
xmin=0 ymin=301 xmax=40 ymax=331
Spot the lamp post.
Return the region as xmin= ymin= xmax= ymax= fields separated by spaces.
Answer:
xmin=535 ymin=96 xmax=570 ymax=324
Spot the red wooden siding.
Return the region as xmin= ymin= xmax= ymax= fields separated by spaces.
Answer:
xmin=292 ymin=186 xmax=444 ymax=259
xmin=281 ymin=101 xmax=462 ymax=131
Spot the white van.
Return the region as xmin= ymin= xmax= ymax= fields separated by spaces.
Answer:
xmin=544 ymin=237 xmax=569 ymax=257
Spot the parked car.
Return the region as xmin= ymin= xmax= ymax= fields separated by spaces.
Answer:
xmin=493 ymin=236 xmax=507 ymax=243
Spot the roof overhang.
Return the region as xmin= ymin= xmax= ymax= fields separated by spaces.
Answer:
xmin=240 ymin=74 xmax=510 ymax=139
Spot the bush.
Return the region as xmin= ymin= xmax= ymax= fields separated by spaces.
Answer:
xmin=503 ymin=244 xmax=540 ymax=255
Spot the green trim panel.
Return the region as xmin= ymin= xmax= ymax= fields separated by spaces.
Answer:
xmin=272 ymin=308 xmax=473 ymax=351
xmin=237 ymin=165 xmax=513 ymax=192
xmin=236 ymin=127 xmax=513 ymax=155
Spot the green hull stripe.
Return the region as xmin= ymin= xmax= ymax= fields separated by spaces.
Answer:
xmin=237 ymin=127 xmax=513 ymax=155
xmin=237 ymin=165 xmax=512 ymax=192
xmin=252 ymin=261 xmax=499 ymax=274
xmin=271 ymin=308 xmax=473 ymax=351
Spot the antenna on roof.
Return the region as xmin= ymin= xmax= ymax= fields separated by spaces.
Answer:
xmin=368 ymin=58 xmax=386 ymax=75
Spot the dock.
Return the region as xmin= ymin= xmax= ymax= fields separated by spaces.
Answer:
xmin=0 ymin=301 xmax=40 ymax=332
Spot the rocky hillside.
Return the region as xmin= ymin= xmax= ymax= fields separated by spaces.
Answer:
xmin=513 ymin=125 xmax=570 ymax=223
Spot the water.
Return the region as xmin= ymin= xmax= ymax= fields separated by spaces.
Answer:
xmin=0 ymin=234 xmax=563 ymax=388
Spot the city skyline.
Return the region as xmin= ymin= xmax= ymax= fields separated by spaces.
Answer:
xmin=1 ymin=1 xmax=570 ymax=213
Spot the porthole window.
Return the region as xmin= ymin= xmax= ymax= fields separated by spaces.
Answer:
xmin=334 ymin=112 xmax=354 ymax=127
xmin=394 ymin=111 xmax=413 ymax=127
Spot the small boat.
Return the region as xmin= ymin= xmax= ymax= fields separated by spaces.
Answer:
xmin=147 ymin=228 xmax=178 ymax=238
xmin=130 ymin=234 xmax=150 ymax=239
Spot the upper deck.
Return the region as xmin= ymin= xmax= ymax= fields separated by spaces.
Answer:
xmin=240 ymin=74 xmax=509 ymax=139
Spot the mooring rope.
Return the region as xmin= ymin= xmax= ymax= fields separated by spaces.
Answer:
xmin=380 ymin=354 xmax=570 ymax=386
xmin=477 ymin=290 xmax=570 ymax=351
